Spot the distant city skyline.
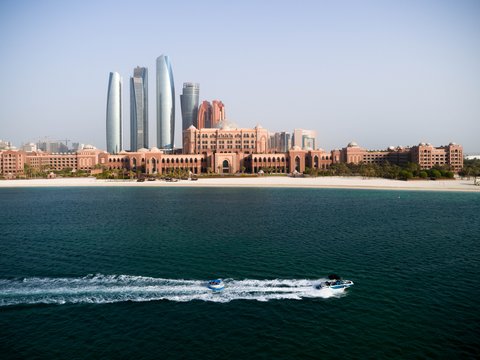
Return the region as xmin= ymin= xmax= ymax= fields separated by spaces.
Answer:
xmin=1 ymin=1 xmax=479 ymax=153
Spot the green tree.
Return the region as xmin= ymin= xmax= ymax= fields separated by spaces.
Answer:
xmin=399 ymin=170 xmax=413 ymax=180
xmin=419 ymin=171 xmax=428 ymax=179
xmin=430 ymin=169 xmax=442 ymax=179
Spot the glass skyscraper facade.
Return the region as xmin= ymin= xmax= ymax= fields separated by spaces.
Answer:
xmin=156 ymin=55 xmax=175 ymax=150
xmin=180 ymin=82 xmax=200 ymax=131
xmin=106 ymin=72 xmax=122 ymax=154
xmin=130 ymin=66 xmax=148 ymax=151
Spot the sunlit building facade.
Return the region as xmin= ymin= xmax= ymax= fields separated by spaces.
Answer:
xmin=411 ymin=142 xmax=463 ymax=172
xmin=130 ymin=66 xmax=148 ymax=151
xmin=211 ymin=100 xmax=226 ymax=128
xmin=269 ymin=132 xmax=291 ymax=152
xmin=156 ymin=55 xmax=175 ymax=150
xmin=180 ymin=83 xmax=200 ymax=131
xmin=292 ymin=129 xmax=316 ymax=150
xmin=106 ymin=72 xmax=123 ymax=154
xmin=197 ymin=101 xmax=212 ymax=129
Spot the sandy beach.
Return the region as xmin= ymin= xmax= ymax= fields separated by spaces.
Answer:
xmin=0 ymin=176 xmax=479 ymax=192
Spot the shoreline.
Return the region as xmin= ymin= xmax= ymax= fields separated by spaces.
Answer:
xmin=0 ymin=176 xmax=479 ymax=192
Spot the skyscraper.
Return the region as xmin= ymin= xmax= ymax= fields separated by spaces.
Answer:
xmin=293 ymin=129 xmax=317 ymax=150
xmin=106 ymin=72 xmax=122 ymax=154
xmin=130 ymin=66 xmax=148 ymax=151
xmin=156 ymin=55 xmax=175 ymax=150
xmin=212 ymin=100 xmax=226 ymax=128
xmin=180 ymin=83 xmax=200 ymax=131
xmin=197 ymin=101 xmax=212 ymax=129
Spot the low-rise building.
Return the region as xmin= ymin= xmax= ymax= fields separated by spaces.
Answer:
xmin=0 ymin=150 xmax=25 ymax=178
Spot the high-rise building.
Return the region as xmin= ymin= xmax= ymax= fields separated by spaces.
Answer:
xmin=130 ymin=66 xmax=148 ymax=151
xmin=180 ymin=83 xmax=200 ymax=131
xmin=212 ymin=100 xmax=226 ymax=128
xmin=197 ymin=101 xmax=212 ymax=129
xmin=270 ymin=132 xmax=291 ymax=152
xmin=106 ymin=72 xmax=123 ymax=154
xmin=293 ymin=129 xmax=316 ymax=150
xmin=156 ymin=55 xmax=175 ymax=150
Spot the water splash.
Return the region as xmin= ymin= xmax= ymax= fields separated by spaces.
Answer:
xmin=0 ymin=274 xmax=347 ymax=306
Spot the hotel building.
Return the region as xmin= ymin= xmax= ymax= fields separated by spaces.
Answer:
xmin=0 ymin=129 xmax=464 ymax=179
xmin=197 ymin=101 xmax=213 ymax=129
xmin=211 ymin=100 xmax=226 ymax=128
xmin=335 ymin=141 xmax=463 ymax=172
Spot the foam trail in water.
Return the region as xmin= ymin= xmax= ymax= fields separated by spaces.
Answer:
xmin=0 ymin=275 xmax=346 ymax=306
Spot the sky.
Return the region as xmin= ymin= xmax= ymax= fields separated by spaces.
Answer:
xmin=0 ymin=0 xmax=479 ymax=153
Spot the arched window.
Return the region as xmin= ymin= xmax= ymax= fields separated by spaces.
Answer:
xmin=222 ymin=160 xmax=229 ymax=174
xmin=295 ymin=156 xmax=300 ymax=172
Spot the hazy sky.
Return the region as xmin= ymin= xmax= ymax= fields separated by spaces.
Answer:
xmin=1 ymin=0 xmax=479 ymax=153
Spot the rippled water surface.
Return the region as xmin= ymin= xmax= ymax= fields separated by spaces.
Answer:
xmin=1 ymin=187 xmax=479 ymax=359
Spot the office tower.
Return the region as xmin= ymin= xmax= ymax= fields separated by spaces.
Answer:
xmin=197 ymin=101 xmax=212 ymax=129
xmin=130 ymin=66 xmax=148 ymax=151
xmin=212 ymin=100 xmax=226 ymax=128
xmin=293 ymin=129 xmax=317 ymax=150
xmin=156 ymin=55 xmax=175 ymax=149
xmin=106 ymin=72 xmax=123 ymax=154
xmin=270 ymin=132 xmax=291 ymax=152
xmin=180 ymin=83 xmax=200 ymax=131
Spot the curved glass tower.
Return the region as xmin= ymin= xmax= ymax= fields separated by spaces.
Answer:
xmin=130 ymin=66 xmax=148 ymax=151
xmin=156 ymin=55 xmax=175 ymax=150
xmin=180 ymin=82 xmax=199 ymax=131
xmin=106 ymin=72 xmax=122 ymax=154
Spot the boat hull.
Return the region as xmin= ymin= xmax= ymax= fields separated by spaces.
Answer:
xmin=207 ymin=279 xmax=224 ymax=291
xmin=316 ymin=280 xmax=354 ymax=290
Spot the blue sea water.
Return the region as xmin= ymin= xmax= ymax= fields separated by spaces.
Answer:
xmin=0 ymin=187 xmax=479 ymax=359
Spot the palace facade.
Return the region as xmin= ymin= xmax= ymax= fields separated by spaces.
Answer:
xmin=0 ymin=127 xmax=464 ymax=178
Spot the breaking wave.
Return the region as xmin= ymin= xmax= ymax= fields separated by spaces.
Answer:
xmin=0 ymin=274 xmax=347 ymax=306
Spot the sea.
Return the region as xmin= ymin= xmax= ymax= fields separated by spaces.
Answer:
xmin=0 ymin=187 xmax=479 ymax=359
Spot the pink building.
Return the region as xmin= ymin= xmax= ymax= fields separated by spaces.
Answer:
xmin=0 ymin=150 xmax=25 ymax=178
xmin=211 ymin=100 xmax=225 ymax=128
xmin=411 ymin=142 xmax=463 ymax=172
xmin=182 ymin=125 xmax=269 ymax=155
xmin=197 ymin=101 xmax=212 ymax=129
xmin=338 ymin=141 xmax=463 ymax=171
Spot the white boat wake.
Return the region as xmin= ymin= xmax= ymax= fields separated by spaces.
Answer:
xmin=0 ymin=274 xmax=347 ymax=306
